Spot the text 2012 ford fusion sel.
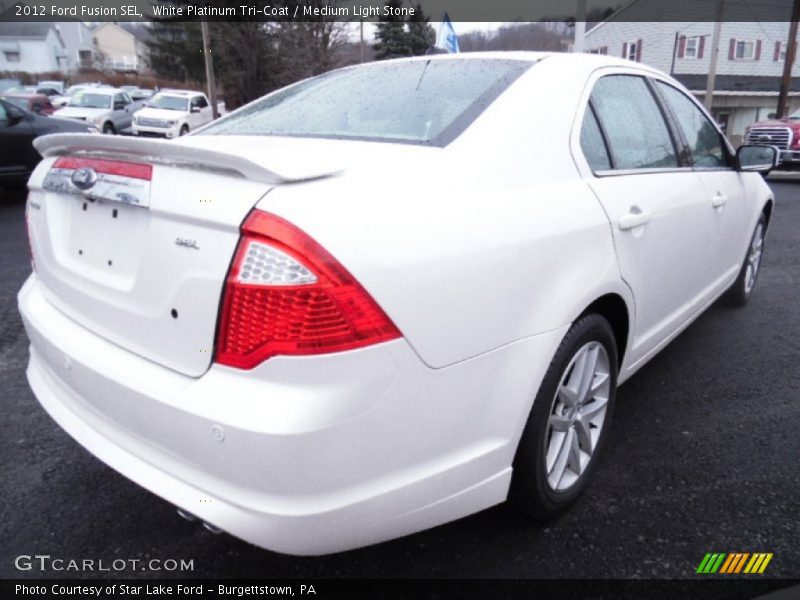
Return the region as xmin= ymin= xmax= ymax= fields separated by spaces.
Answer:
xmin=18 ymin=53 xmax=776 ymax=555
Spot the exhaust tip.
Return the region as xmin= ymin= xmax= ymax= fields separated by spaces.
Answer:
xmin=176 ymin=508 xmax=198 ymax=522
xmin=202 ymin=521 xmax=223 ymax=534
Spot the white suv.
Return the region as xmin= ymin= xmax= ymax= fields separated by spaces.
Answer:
xmin=131 ymin=90 xmax=213 ymax=138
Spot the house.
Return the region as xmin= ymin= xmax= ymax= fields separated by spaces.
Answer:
xmin=92 ymin=22 xmax=149 ymax=73
xmin=54 ymin=22 xmax=102 ymax=72
xmin=0 ymin=21 xmax=69 ymax=73
xmin=585 ymin=2 xmax=800 ymax=144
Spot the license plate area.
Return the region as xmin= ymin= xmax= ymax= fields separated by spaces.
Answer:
xmin=65 ymin=195 xmax=149 ymax=280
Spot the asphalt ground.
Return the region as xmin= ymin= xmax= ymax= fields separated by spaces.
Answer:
xmin=1 ymin=178 xmax=798 ymax=581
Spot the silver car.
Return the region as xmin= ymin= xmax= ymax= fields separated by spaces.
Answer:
xmin=52 ymin=88 xmax=134 ymax=134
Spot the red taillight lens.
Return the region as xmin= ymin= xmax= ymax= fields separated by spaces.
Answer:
xmin=215 ymin=210 xmax=401 ymax=369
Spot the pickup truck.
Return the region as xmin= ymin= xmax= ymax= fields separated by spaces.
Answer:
xmin=744 ymin=109 xmax=800 ymax=169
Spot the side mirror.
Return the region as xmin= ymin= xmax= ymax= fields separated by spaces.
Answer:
xmin=191 ymin=106 xmax=201 ymax=113
xmin=113 ymin=102 xmax=125 ymax=110
xmin=737 ymin=144 xmax=778 ymax=173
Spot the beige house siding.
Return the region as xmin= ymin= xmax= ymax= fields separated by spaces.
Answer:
xmin=92 ymin=23 xmax=146 ymax=72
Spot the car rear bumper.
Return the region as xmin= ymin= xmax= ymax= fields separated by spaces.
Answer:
xmin=18 ymin=273 xmax=566 ymax=555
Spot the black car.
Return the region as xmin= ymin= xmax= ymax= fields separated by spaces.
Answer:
xmin=0 ymin=97 xmax=97 ymax=187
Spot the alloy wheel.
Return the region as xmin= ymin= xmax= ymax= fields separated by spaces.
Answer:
xmin=544 ymin=341 xmax=611 ymax=492
xmin=744 ymin=223 xmax=765 ymax=294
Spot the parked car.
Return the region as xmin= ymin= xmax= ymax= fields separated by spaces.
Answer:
xmin=7 ymin=85 xmax=61 ymax=99
xmin=53 ymin=88 xmax=134 ymax=134
xmin=37 ymin=80 xmax=65 ymax=94
xmin=744 ymin=109 xmax=800 ymax=169
xmin=19 ymin=53 xmax=776 ymax=555
xmin=51 ymin=83 xmax=102 ymax=108
xmin=130 ymin=88 xmax=154 ymax=111
xmin=131 ymin=90 xmax=213 ymax=138
xmin=2 ymin=93 xmax=55 ymax=116
xmin=0 ymin=97 xmax=97 ymax=187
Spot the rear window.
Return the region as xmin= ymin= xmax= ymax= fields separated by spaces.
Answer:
xmin=199 ymin=59 xmax=533 ymax=146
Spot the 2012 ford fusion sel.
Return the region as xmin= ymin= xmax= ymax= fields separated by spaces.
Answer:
xmin=18 ymin=53 xmax=776 ymax=555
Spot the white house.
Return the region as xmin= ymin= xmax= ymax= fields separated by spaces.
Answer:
xmin=586 ymin=8 xmax=800 ymax=144
xmin=0 ymin=21 xmax=69 ymax=73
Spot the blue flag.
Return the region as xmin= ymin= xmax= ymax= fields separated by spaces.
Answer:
xmin=435 ymin=13 xmax=459 ymax=53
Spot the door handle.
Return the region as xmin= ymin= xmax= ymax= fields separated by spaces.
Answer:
xmin=712 ymin=193 xmax=728 ymax=208
xmin=618 ymin=210 xmax=652 ymax=231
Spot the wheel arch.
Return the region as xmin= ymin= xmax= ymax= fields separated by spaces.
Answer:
xmin=577 ymin=293 xmax=631 ymax=370
xmin=763 ymin=198 xmax=774 ymax=228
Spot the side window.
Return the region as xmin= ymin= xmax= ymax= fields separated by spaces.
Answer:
xmin=195 ymin=95 xmax=208 ymax=108
xmin=590 ymin=75 xmax=679 ymax=170
xmin=580 ymin=105 xmax=611 ymax=171
xmin=656 ymin=81 xmax=731 ymax=169
xmin=113 ymin=93 xmax=124 ymax=106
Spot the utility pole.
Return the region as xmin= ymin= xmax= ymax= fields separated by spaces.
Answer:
xmin=704 ymin=0 xmax=725 ymax=111
xmin=201 ymin=20 xmax=219 ymax=119
xmin=360 ymin=19 xmax=364 ymax=63
xmin=573 ymin=0 xmax=587 ymax=53
xmin=777 ymin=0 xmax=800 ymax=118
xmin=670 ymin=32 xmax=679 ymax=75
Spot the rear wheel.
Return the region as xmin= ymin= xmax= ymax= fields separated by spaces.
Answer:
xmin=102 ymin=122 xmax=115 ymax=135
xmin=726 ymin=214 xmax=767 ymax=307
xmin=510 ymin=314 xmax=618 ymax=519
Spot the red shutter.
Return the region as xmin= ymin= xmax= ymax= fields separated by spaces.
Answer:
xmin=636 ymin=38 xmax=643 ymax=62
xmin=678 ymin=35 xmax=687 ymax=58
xmin=775 ymin=41 xmax=782 ymax=61
xmin=622 ymin=42 xmax=628 ymax=59
xmin=755 ymin=40 xmax=762 ymax=60
xmin=729 ymin=38 xmax=736 ymax=59
xmin=698 ymin=36 xmax=705 ymax=58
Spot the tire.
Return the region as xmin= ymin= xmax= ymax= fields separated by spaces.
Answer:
xmin=179 ymin=124 xmax=189 ymax=136
xmin=726 ymin=214 xmax=767 ymax=307
xmin=510 ymin=314 xmax=618 ymax=519
xmin=102 ymin=122 xmax=115 ymax=135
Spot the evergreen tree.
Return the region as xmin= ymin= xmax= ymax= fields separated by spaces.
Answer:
xmin=373 ymin=0 xmax=413 ymax=60
xmin=145 ymin=20 xmax=205 ymax=83
xmin=407 ymin=3 xmax=435 ymax=55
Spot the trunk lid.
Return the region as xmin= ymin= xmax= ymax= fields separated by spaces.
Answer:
xmin=26 ymin=133 xmax=345 ymax=376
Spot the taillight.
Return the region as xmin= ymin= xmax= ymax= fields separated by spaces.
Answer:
xmin=215 ymin=210 xmax=401 ymax=369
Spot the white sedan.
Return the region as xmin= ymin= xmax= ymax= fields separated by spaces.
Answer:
xmin=18 ymin=53 xmax=776 ymax=555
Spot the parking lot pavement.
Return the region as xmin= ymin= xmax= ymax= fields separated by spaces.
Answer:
xmin=1 ymin=180 xmax=798 ymax=579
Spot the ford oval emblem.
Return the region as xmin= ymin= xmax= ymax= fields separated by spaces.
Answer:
xmin=71 ymin=167 xmax=98 ymax=190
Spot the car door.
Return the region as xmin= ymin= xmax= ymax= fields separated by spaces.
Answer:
xmin=576 ymin=73 xmax=719 ymax=368
xmin=653 ymin=80 xmax=753 ymax=288
xmin=112 ymin=93 xmax=133 ymax=130
xmin=0 ymin=99 xmax=35 ymax=180
xmin=195 ymin=94 xmax=213 ymax=126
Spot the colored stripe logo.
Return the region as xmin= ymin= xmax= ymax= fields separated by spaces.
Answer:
xmin=696 ymin=552 xmax=773 ymax=574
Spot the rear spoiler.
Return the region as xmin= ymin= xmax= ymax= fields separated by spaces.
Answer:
xmin=34 ymin=133 xmax=343 ymax=185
